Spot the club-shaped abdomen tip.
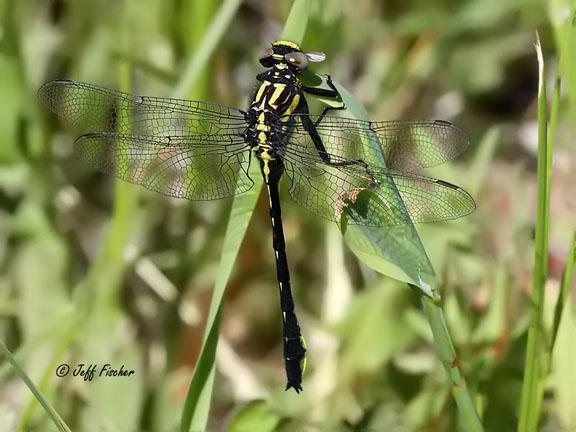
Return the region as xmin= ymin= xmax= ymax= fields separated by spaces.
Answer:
xmin=286 ymin=382 xmax=303 ymax=393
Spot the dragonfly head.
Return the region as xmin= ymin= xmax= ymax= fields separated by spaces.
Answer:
xmin=259 ymin=40 xmax=326 ymax=71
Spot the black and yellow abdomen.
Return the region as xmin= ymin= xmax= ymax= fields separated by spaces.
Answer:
xmin=245 ymin=61 xmax=307 ymax=392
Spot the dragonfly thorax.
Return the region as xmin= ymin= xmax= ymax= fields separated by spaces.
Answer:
xmin=249 ymin=72 xmax=301 ymax=115
xmin=245 ymin=65 xmax=302 ymax=162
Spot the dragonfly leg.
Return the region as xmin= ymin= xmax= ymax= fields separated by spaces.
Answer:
xmin=298 ymin=101 xmax=368 ymax=170
xmin=302 ymin=74 xmax=346 ymax=126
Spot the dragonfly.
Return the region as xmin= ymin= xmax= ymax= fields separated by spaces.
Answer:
xmin=38 ymin=40 xmax=475 ymax=393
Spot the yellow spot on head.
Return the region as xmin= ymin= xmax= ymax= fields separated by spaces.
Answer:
xmin=273 ymin=40 xmax=301 ymax=50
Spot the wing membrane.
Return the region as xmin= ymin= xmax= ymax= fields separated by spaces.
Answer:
xmin=39 ymin=80 xmax=253 ymax=200
xmin=38 ymin=79 xmax=247 ymax=137
xmin=39 ymin=80 xmax=474 ymax=220
xmin=283 ymin=151 xmax=475 ymax=227
xmin=278 ymin=115 xmax=469 ymax=172
xmin=75 ymin=133 xmax=253 ymax=200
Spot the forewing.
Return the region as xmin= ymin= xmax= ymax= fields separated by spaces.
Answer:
xmin=38 ymin=79 xmax=247 ymax=137
xmin=280 ymin=116 xmax=469 ymax=172
xmin=39 ymin=80 xmax=253 ymax=200
xmin=75 ymin=133 xmax=253 ymax=200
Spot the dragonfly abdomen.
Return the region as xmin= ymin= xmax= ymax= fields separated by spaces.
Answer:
xmin=246 ymin=59 xmax=308 ymax=392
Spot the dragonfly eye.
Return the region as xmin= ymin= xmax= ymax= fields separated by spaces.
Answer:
xmin=284 ymin=52 xmax=309 ymax=69
xmin=259 ymin=46 xmax=275 ymax=67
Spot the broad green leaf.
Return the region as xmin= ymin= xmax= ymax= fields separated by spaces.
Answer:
xmin=323 ymin=81 xmax=438 ymax=298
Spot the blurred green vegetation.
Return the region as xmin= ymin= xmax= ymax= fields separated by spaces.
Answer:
xmin=0 ymin=0 xmax=575 ymax=431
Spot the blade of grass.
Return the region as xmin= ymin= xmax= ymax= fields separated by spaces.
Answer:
xmin=518 ymin=35 xmax=552 ymax=432
xmin=172 ymin=0 xmax=243 ymax=99
xmin=280 ymin=0 xmax=311 ymax=42
xmin=422 ymin=297 xmax=483 ymax=431
xmin=550 ymin=231 xmax=576 ymax=352
xmin=548 ymin=76 xmax=568 ymax=353
xmin=0 ymin=341 xmax=71 ymax=432
xmin=178 ymin=1 xmax=314 ymax=431
xmin=179 ymin=165 xmax=261 ymax=432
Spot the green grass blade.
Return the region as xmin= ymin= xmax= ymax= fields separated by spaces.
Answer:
xmin=180 ymin=164 xmax=261 ymax=432
xmin=0 ymin=341 xmax=71 ymax=432
xmin=172 ymin=0 xmax=243 ymax=99
xmin=551 ymin=231 xmax=576 ymax=351
xmin=280 ymin=0 xmax=311 ymax=42
xmin=518 ymin=35 xmax=551 ymax=432
xmin=179 ymin=1 xmax=314 ymax=430
xmin=548 ymin=75 xmax=568 ymax=353
xmin=422 ymin=298 xmax=484 ymax=431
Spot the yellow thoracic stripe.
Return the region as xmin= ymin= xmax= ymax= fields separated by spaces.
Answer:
xmin=281 ymin=93 xmax=300 ymax=120
xmin=268 ymin=84 xmax=286 ymax=108
xmin=255 ymin=81 xmax=269 ymax=103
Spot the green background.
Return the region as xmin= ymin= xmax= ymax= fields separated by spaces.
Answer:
xmin=0 ymin=0 xmax=574 ymax=431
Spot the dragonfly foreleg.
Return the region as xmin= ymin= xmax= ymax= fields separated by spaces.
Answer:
xmin=299 ymin=104 xmax=371 ymax=174
xmin=302 ymin=74 xmax=346 ymax=127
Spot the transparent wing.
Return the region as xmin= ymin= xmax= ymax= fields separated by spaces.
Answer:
xmin=278 ymin=115 xmax=470 ymax=172
xmin=74 ymin=133 xmax=253 ymax=200
xmin=282 ymin=149 xmax=475 ymax=227
xmin=39 ymin=80 xmax=253 ymax=200
xmin=38 ymin=79 xmax=247 ymax=135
